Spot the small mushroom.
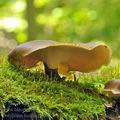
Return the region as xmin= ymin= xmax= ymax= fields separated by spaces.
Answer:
xmin=103 ymin=80 xmax=120 ymax=119
xmin=104 ymin=80 xmax=120 ymax=97
xmin=8 ymin=40 xmax=112 ymax=79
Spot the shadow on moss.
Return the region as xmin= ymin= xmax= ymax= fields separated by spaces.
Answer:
xmin=0 ymin=102 xmax=51 ymax=120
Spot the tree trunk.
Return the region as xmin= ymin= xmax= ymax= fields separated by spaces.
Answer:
xmin=25 ymin=0 xmax=38 ymax=41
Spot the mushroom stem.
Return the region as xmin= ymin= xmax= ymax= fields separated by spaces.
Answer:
xmin=44 ymin=63 xmax=61 ymax=79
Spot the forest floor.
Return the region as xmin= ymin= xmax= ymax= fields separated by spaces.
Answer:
xmin=0 ymin=51 xmax=120 ymax=120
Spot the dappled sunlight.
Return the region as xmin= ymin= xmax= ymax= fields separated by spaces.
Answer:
xmin=0 ymin=17 xmax=27 ymax=32
xmin=12 ymin=0 xmax=26 ymax=13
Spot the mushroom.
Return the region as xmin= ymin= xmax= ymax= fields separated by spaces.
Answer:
xmin=103 ymin=80 xmax=120 ymax=119
xmin=8 ymin=40 xmax=112 ymax=79
xmin=104 ymin=80 xmax=120 ymax=97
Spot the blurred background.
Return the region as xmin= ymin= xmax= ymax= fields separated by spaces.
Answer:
xmin=0 ymin=0 xmax=120 ymax=58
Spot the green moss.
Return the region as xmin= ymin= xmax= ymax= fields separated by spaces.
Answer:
xmin=0 ymin=54 xmax=120 ymax=120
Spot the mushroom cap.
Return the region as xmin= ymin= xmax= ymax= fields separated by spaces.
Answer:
xmin=104 ymin=80 xmax=120 ymax=97
xmin=8 ymin=40 xmax=112 ymax=73
xmin=9 ymin=40 xmax=57 ymax=57
xmin=8 ymin=40 xmax=57 ymax=67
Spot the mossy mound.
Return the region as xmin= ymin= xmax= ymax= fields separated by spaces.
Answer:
xmin=0 ymin=54 xmax=120 ymax=120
